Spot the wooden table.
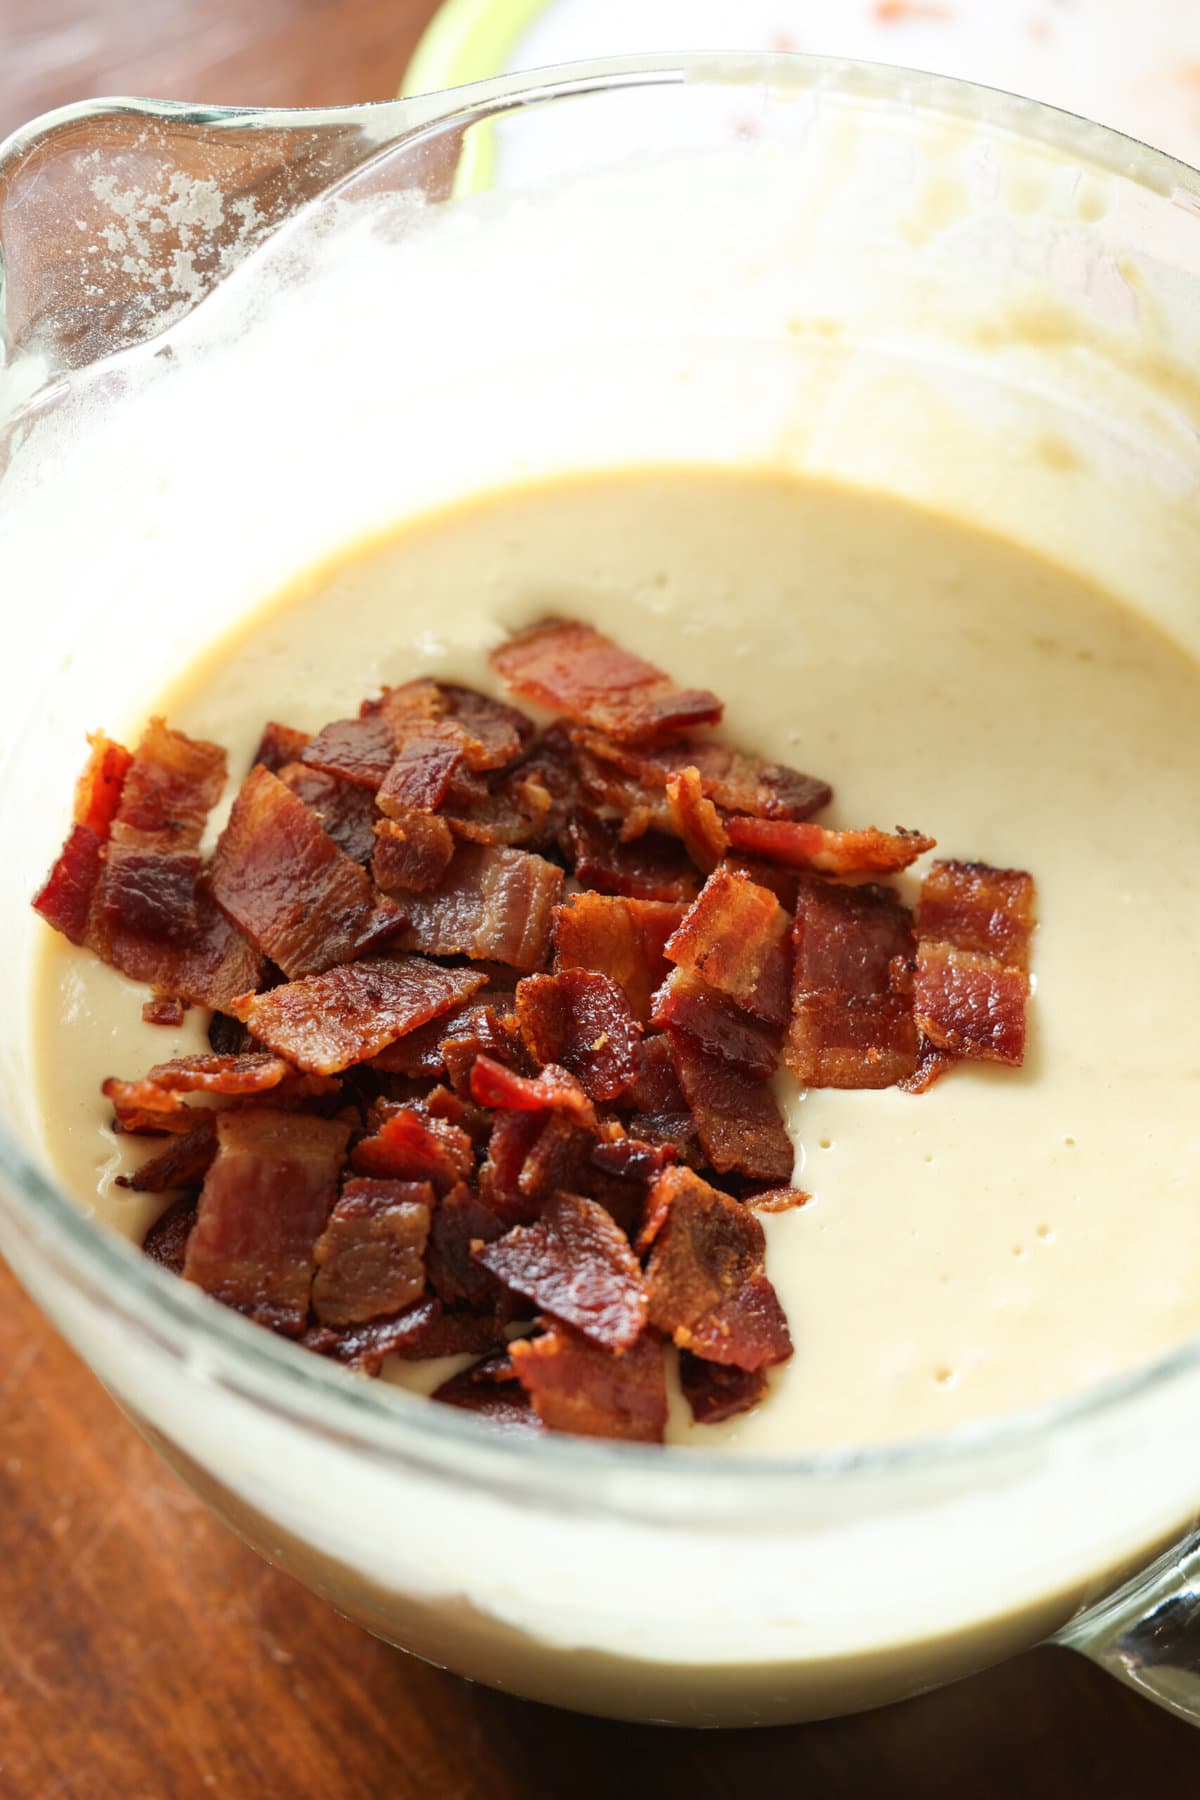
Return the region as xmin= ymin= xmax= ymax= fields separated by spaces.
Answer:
xmin=2 ymin=5 xmax=1198 ymax=1794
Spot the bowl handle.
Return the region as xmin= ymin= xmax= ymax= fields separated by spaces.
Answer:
xmin=1058 ymin=1535 xmax=1200 ymax=1724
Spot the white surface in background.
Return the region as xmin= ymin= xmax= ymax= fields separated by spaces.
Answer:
xmin=510 ymin=0 xmax=1200 ymax=169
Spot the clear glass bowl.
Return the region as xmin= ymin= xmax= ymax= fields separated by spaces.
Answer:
xmin=2 ymin=53 xmax=1200 ymax=1728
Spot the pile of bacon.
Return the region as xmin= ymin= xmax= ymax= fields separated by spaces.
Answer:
xmin=33 ymin=618 xmax=1034 ymax=1442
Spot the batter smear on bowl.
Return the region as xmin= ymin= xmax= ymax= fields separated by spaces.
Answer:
xmin=32 ymin=616 xmax=1034 ymax=1442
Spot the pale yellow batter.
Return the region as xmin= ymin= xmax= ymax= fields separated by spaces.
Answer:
xmin=32 ymin=469 xmax=1200 ymax=1454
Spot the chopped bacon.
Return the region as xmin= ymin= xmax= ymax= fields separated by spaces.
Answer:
xmin=311 ymin=1177 xmax=432 ymax=1326
xmin=277 ymin=762 xmax=379 ymax=865
xmin=232 ymin=956 xmax=486 ymax=1075
xmin=665 ymin=1031 xmax=794 ymax=1182
xmin=373 ymin=812 xmax=455 ymax=895
xmin=664 ymin=865 xmax=792 ymax=1025
xmin=469 ymin=1055 xmax=597 ymax=1130
xmin=303 ymin=1296 xmax=503 ymax=1374
xmin=103 ymin=1052 xmax=298 ymax=1118
xmin=90 ymin=872 xmax=263 ymax=1013
xmin=426 ymin=1183 xmax=506 ymax=1305
xmin=725 ymin=817 xmax=934 ymax=874
xmin=624 ymin=1033 xmax=687 ymax=1113
xmin=553 ymin=893 xmax=687 ymax=1024
xmin=299 ymin=714 xmax=397 ymax=789
xmin=99 ymin=844 xmax=205 ymax=946
xmin=516 ymin=970 xmax=643 ymax=1102
xmin=75 ymin=732 xmax=135 ymax=837
xmin=32 ymin=818 xmax=108 ymax=947
xmin=641 ymin=1167 xmax=793 ymax=1370
xmin=571 ymin=742 xmax=674 ymax=838
xmin=678 ymin=1353 xmax=768 ymax=1425
xmin=786 ymin=877 xmax=917 ymax=1088
xmin=562 ymin=811 xmax=701 ymax=905
xmin=665 ymin=767 xmax=729 ymax=872
xmin=142 ymin=995 xmax=187 ymax=1027
xmin=119 ymin=1117 xmax=218 ymax=1192
xmin=439 ymin=999 xmax=529 ymax=1095
xmin=652 ymin=970 xmax=780 ymax=1081
xmin=492 ymin=618 xmax=723 ymax=745
xmin=909 ymin=860 xmax=1036 ymax=1075
xmin=572 ymin=730 xmax=832 ymax=822
xmin=477 ymin=1108 xmax=592 ymax=1223
xmin=376 ymin=717 xmax=470 ymax=815
xmin=209 ymin=765 xmax=403 ymax=977
xmin=590 ymin=1131 xmax=676 ymax=1183
xmin=369 ymin=678 xmax=533 ymax=773
xmin=142 ymin=1195 xmax=199 ymax=1275
xmin=252 ymin=721 xmax=311 ymax=774
xmin=109 ymin=718 xmax=226 ymax=852
xmin=746 ymin=1186 xmax=810 ymax=1214
xmin=475 ymin=1193 xmax=648 ymax=1350
xmin=432 ymin=1354 xmax=539 ymax=1429
xmin=182 ymin=1110 xmax=351 ymax=1335
xmin=392 ymin=844 xmax=563 ymax=972
xmin=720 ymin=854 xmax=800 ymax=912
xmin=351 ymin=1103 xmax=474 ymax=1194
xmin=509 ymin=1324 xmax=667 ymax=1442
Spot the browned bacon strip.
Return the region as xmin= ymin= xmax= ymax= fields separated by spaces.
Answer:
xmin=233 ymin=955 xmax=486 ymax=1075
xmin=103 ymin=1052 xmax=297 ymax=1113
xmin=908 ymin=860 xmax=1036 ymax=1080
xmin=590 ymin=1129 xmax=676 ymax=1183
xmin=109 ymin=889 xmax=265 ymax=1013
xmin=516 ymin=970 xmax=644 ymax=1102
xmin=665 ymin=1030 xmax=794 ymax=1182
xmin=575 ymin=729 xmax=833 ymax=821
xmin=392 ymin=844 xmax=563 ymax=972
xmin=182 ymin=1110 xmax=352 ymax=1335
xmin=553 ymin=893 xmax=687 ymax=1024
xmin=311 ymin=1177 xmax=432 ymax=1327
xmin=252 ymin=721 xmax=311 ymax=774
xmin=725 ymin=817 xmax=934 ymax=874
xmin=432 ymin=1353 xmax=539 ymax=1429
xmin=351 ymin=1104 xmax=475 ymax=1193
xmin=476 ymin=1192 xmax=648 ymax=1350
xmin=652 ymin=970 xmax=781 ymax=1081
xmin=562 ymin=811 xmax=701 ymax=904
xmin=34 ymin=734 xmax=135 ymax=945
xmin=492 ymin=618 xmax=723 ymax=745
xmin=142 ymin=995 xmax=187 ymax=1027
xmin=786 ymin=877 xmax=917 ymax=1088
xmin=303 ymin=1296 xmax=504 ymax=1374
xmin=209 ymin=765 xmax=404 ymax=977
xmin=469 ymin=1055 xmax=598 ymax=1130
xmin=640 ymin=1167 xmax=793 ymax=1370
xmin=97 ymin=719 xmax=227 ymax=948
xmin=118 ymin=1117 xmax=218 ymax=1192
xmin=664 ymin=865 xmax=792 ymax=1025
xmin=678 ymin=1353 xmax=768 ymax=1424
xmin=370 ymin=679 xmax=533 ymax=772
xmin=376 ymin=718 xmax=471 ymax=815
xmin=142 ymin=1195 xmax=199 ymax=1274
xmin=426 ymin=1183 xmax=506 ymax=1305
xmin=299 ymin=714 xmax=397 ymax=789
xmin=372 ymin=812 xmax=455 ymax=893
xmin=665 ymin=767 xmax=729 ymax=872
xmin=277 ymin=763 xmax=379 ymax=864
xmin=509 ymin=1324 xmax=667 ymax=1442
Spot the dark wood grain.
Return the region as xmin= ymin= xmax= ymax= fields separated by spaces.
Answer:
xmin=2 ymin=5 xmax=1200 ymax=1796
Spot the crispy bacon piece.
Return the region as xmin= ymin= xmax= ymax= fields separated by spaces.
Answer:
xmin=392 ymin=845 xmax=563 ymax=973
xmin=311 ymin=1177 xmax=432 ymax=1327
xmin=908 ymin=860 xmax=1036 ymax=1077
xmin=725 ymin=817 xmax=934 ymax=874
xmin=209 ymin=766 xmax=403 ymax=978
xmin=426 ymin=1183 xmax=506 ymax=1305
xmin=786 ymin=877 xmax=917 ymax=1088
xmin=119 ymin=1118 xmax=218 ymax=1192
xmin=469 ymin=1055 xmax=597 ymax=1130
xmin=351 ymin=1104 xmax=475 ymax=1194
xmin=303 ymin=1295 xmax=504 ymax=1374
xmin=33 ymin=816 xmax=110 ymax=946
xmin=624 ymin=1033 xmax=687 ymax=1113
xmin=492 ymin=618 xmax=723 ymax=745
xmin=590 ymin=1130 xmax=676 ymax=1182
xmin=182 ymin=1110 xmax=351 ymax=1335
xmin=746 ymin=1186 xmax=810 ymax=1214
xmin=233 ymin=955 xmax=486 ymax=1075
xmin=678 ymin=1353 xmax=768 ymax=1425
xmin=720 ymin=854 xmax=800 ymax=912
xmin=576 ymin=731 xmax=832 ymax=823
xmin=516 ymin=970 xmax=643 ymax=1102
xmin=553 ymin=893 xmax=687 ymax=1024
xmin=370 ymin=679 xmax=533 ymax=773
xmin=75 ymin=732 xmax=135 ymax=837
xmin=475 ymin=1193 xmax=648 ymax=1350
xmin=142 ymin=1195 xmax=199 ymax=1275
xmin=665 ymin=767 xmax=729 ymax=872
xmin=562 ymin=811 xmax=701 ymax=905
xmin=664 ymin=866 xmax=792 ymax=1026
xmin=665 ymin=1031 xmax=794 ymax=1182
xmin=432 ymin=1353 xmax=539 ymax=1430
xmin=640 ymin=1167 xmax=793 ymax=1370
xmin=112 ymin=889 xmax=265 ymax=1013
xmin=277 ymin=763 xmax=379 ymax=865
xmin=652 ymin=970 xmax=780 ymax=1081
xmin=142 ymin=995 xmax=187 ymax=1027
xmin=376 ymin=717 xmax=471 ymax=815
xmin=509 ymin=1324 xmax=668 ymax=1442
xmin=370 ymin=993 xmax=524 ymax=1086
xmin=252 ymin=721 xmax=311 ymax=774
xmin=299 ymin=713 xmax=397 ymax=789
xmin=373 ymin=813 xmax=455 ymax=894
xmin=103 ymin=1052 xmax=298 ymax=1119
